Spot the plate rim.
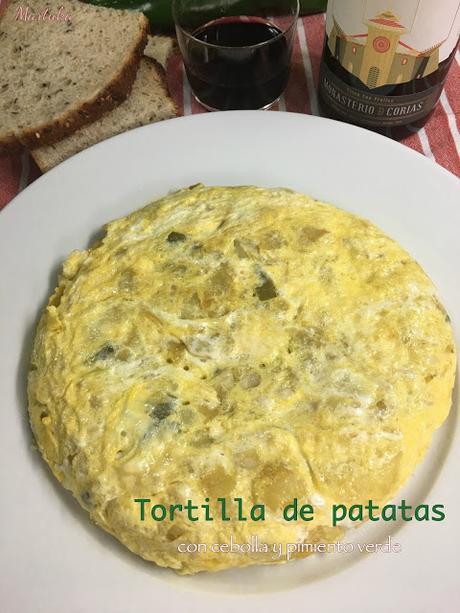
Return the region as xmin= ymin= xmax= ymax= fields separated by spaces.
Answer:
xmin=1 ymin=110 xmax=459 ymax=612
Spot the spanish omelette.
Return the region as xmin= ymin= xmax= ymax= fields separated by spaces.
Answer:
xmin=28 ymin=185 xmax=456 ymax=574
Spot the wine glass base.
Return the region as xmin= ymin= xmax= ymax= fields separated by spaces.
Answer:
xmin=192 ymin=93 xmax=282 ymax=112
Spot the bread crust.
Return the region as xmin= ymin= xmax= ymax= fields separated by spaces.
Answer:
xmin=0 ymin=13 xmax=149 ymax=155
xmin=0 ymin=134 xmax=22 ymax=156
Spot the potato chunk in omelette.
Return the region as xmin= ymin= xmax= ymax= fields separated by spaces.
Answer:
xmin=28 ymin=185 xmax=456 ymax=574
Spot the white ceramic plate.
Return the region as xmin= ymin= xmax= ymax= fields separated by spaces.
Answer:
xmin=0 ymin=112 xmax=459 ymax=613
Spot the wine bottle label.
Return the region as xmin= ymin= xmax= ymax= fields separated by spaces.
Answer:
xmin=320 ymin=61 xmax=446 ymax=125
xmin=320 ymin=0 xmax=460 ymax=126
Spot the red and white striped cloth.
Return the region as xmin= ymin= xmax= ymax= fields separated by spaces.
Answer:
xmin=0 ymin=14 xmax=459 ymax=212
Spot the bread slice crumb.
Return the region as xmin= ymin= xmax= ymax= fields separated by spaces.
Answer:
xmin=31 ymin=57 xmax=178 ymax=171
xmin=144 ymin=35 xmax=177 ymax=69
xmin=0 ymin=0 xmax=148 ymax=153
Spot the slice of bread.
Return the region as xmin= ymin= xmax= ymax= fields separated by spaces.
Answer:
xmin=144 ymin=35 xmax=177 ymax=70
xmin=31 ymin=56 xmax=178 ymax=171
xmin=0 ymin=0 xmax=148 ymax=153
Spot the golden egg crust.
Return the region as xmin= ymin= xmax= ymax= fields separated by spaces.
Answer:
xmin=28 ymin=185 xmax=456 ymax=574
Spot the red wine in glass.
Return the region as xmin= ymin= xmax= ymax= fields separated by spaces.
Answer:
xmin=183 ymin=16 xmax=292 ymax=111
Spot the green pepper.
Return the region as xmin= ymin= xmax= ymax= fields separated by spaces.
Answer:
xmin=85 ymin=0 xmax=327 ymax=32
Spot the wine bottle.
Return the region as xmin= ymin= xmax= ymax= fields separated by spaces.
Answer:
xmin=318 ymin=0 xmax=460 ymax=128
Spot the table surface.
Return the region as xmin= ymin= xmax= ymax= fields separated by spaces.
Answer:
xmin=0 ymin=13 xmax=459 ymax=213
